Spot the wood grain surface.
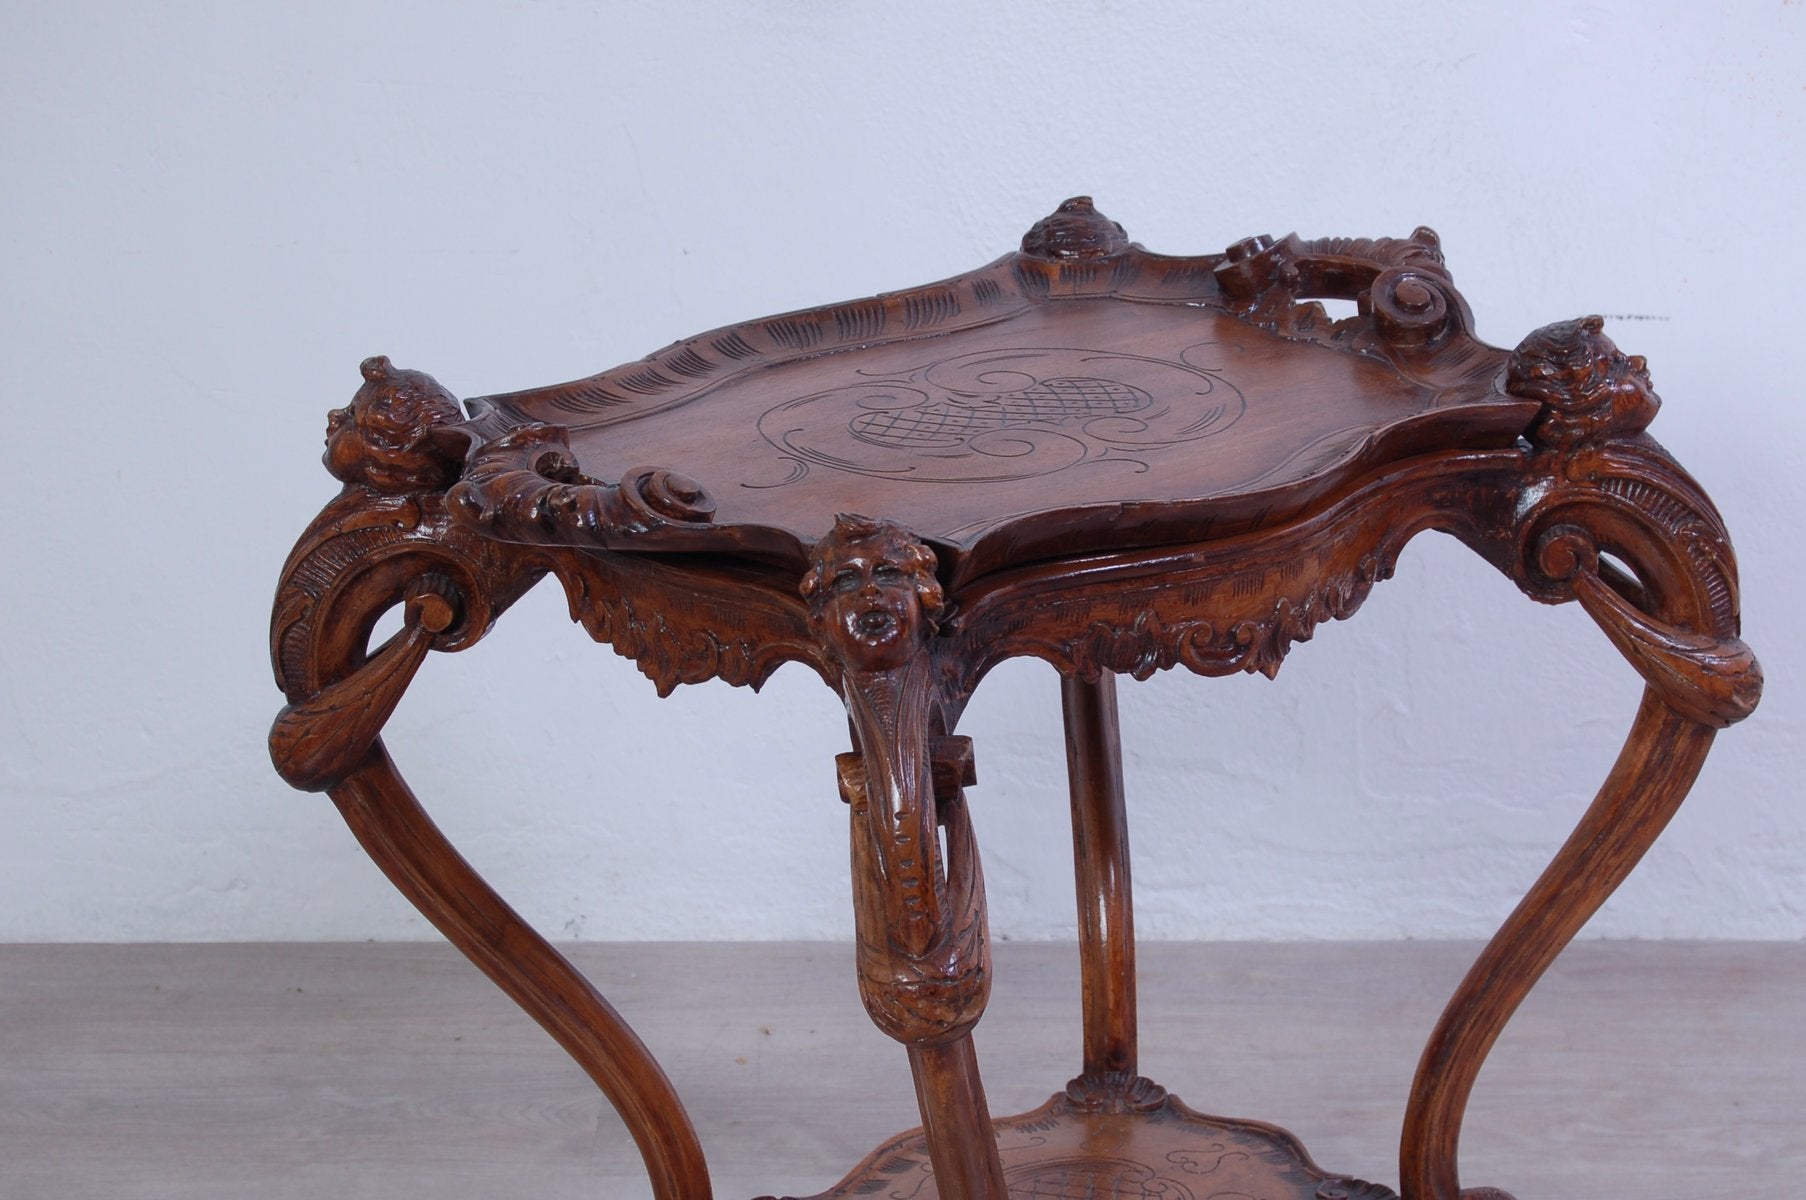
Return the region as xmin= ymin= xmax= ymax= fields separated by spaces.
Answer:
xmin=268 ymin=203 xmax=1764 ymax=1200
xmin=3 ymin=941 xmax=1799 ymax=1200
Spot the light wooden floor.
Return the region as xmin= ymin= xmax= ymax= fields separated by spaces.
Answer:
xmin=2 ymin=941 xmax=1800 ymax=1200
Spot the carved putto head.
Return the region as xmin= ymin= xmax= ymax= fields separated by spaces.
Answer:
xmin=1507 ymin=315 xmax=1660 ymax=448
xmin=802 ymin=514 xmax=945 ymax=670
xmin=325 ymin=355 xmax=467 ymax=492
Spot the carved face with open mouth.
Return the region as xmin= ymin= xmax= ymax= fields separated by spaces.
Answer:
xmin=324 ymin=355 xmax=467 ymax=493
xmin=803 ymin=514 xmax=945 ymax=671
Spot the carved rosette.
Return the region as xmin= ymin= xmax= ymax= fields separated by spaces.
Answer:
xmin=805 ymin=515 xmax=992 ymax=1046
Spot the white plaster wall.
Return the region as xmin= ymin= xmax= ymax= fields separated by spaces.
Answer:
xmin=2 ymin=1 xmax=1801 ymax=943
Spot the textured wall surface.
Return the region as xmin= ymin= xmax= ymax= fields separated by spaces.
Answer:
xmin=2 ymin=1 xmax=1801 ymax=942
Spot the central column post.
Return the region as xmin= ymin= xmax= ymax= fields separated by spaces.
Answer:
xmin=1060 ymin=672 xmax=1138 ymax=1086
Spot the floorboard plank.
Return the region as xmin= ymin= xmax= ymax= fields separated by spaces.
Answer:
xmin=1 ymin=942 xmax=1799 ymax=1199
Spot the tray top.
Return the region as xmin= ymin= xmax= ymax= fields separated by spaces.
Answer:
xmin=464 ymin=199 xmax=1540 ymax=585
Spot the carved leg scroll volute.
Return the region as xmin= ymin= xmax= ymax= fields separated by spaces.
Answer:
xmin=270 ymin=358 xmax=712 ymax=1200
xmin=804 ymin=515 xmax=1007 ymax=1200
xmin=1401 ymin=319 xmax=1763 ymax=1200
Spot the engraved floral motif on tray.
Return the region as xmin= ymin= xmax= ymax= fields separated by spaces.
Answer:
xmin=754 ymin=344 xmax=1245 ymax=486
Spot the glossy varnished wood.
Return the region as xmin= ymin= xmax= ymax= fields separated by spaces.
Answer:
xmin=1061 ymin=673 xmax=1140 ymax=1090
xmin=269 ymin=200 xmax=1762 ymax=1200
xmin=457 ymin=204 xmax=1540 ymax=585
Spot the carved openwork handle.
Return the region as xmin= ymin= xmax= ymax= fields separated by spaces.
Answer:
xmin=1213 ymin=227 xmax=1471 ymax=353
xmin=269 ymin=576 xmax=458 ymax=792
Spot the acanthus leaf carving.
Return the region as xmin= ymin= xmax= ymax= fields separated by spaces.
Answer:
xmin=448 ymin=422 xmax=718 ymax=550
xmin=272 ymin=357 xmax=547 ymax=782
xmin=1568 ymin=566 xmax=1760 ymax=728
xmin=1003 ymin=551 xmax=1390 ymax=687
xmin=556 ymin=557 xmax=815 ymax=697
xmin=1499 ymin=399 xmax=1760 ymax=728
xmin=269 ymin=578 xmax=458 ymax=791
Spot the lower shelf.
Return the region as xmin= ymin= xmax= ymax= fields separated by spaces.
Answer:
xmin=771 ymin=1078 xmax=1399 ymax=1200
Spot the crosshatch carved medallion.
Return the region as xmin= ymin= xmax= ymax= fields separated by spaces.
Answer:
xmin=753 ymin=344 xmax=1245 ymax=486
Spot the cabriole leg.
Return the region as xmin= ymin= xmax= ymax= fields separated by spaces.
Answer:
xmin=1402 ymin=318 xmax=1763 ymax=1199
xmin=269 ymin=357 xmax=712 ymax=1200
xmin=331 ymin=750 xmax=713 ymax=1200
xmin=1399 ymin=695 xmax=1713 ymax=1200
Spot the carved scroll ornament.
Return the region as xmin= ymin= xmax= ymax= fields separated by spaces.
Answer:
xmin=272 ymin=361 xmax=544 ymax=786
xmin=448 ymin=422 xmax=720 ymax=550
xmin=1504 ymin=317 xmax=1759 ymax=727
xmin=271 ymin=358 xmax=712 ymax=1200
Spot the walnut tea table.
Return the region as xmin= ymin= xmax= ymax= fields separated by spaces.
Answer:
xmin=269 ymin=199 xmax=1763 ymax=1200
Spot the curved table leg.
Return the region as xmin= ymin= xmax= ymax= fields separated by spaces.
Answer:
xmin=270 ymin=359 xmax=712 ymax=1200
xmin=1401 ymin=319 xmax=1763 ymax=1200
xmin=332 ymin=746 xmax=713 ymax=1200
xmin=1398 ymin=692 xmax=1712 ymax=1200
xmin=276 ymin=600 xmax=713 ymax=1200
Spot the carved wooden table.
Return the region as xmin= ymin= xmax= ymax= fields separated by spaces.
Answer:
xmin=270 ymin=199 xmax=1762 ymax=1200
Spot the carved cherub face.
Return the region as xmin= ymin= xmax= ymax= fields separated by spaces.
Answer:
xmin=325 ymin=355 xmax=466 ymax=492
xmin=803 ymin=515 xmax=945 ymax=670
xmin=1508 ymin=315 xmax=1659 ymax=447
